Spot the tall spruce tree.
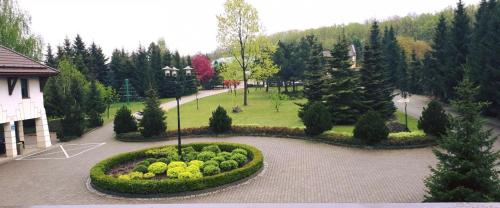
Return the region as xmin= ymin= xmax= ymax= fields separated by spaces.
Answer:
xmin=429 ymin=15 xmax=450 ymax=99
xmin=173 ymin=50 xmax=181 ymax=69
xmin=424 ymin=78 xmax=500 ymax=202
xmin=86 ymin=80 xmax=106 ymax=127
xmin=382 ymin=26 xmax=403 ymax=88
xmin=421 ymin=52 xmax=439 ymax=96
xmin=88 ymin=42 xmax=108 ymax=83
xmin=323 ymin=36 xmax=362 ymax=124
xmin=72 ymin=34 xmax=90 ymax=77
xmin=45 ymin=44 xmax=57 ymax=68
xmin=300 ymin=34 xmax=325 ymax=102
xmin=140 ymin=89 xmax=167 ymax=137
xmin=359 ymin=21 xmax=396 ymax=119
xmin=148 ymin=42 xmax=164 ymax=93
xmin=445 ymin=0 xmax=471 ymax=100
xmin=407 ymin=50 xmax=422 ymax=94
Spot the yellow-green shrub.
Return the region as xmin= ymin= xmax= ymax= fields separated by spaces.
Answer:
xmin=167 ymin=166 xmax=185 ymax=178
xmin=147 ymin=162 xmax=168 ymax=174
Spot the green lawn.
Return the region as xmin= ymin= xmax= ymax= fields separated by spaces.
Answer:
xmin=166 ymin=89 xmax=419 ymax=134
xmin=102 ymin=98 xmax=173 ymax=124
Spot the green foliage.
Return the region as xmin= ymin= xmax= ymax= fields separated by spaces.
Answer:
xmin=230 ymin=153 xmax=247 ymax=165
xmin=144 ymin=146 xmax=178 ymax=160
xmin=140 ymin=89 xmax=166 ymax=137
xmin=220 ymin=160 xmax=239 ymax=171
xmin=0 ymin=0 xmax=42 ymax=59
xmin=300 ymin=35 xmax=325 ymax=102
xmin=217 ymin=152 xmax=232 ymax=160
xmin=323 ymin=36 xmax=362 ymax=124
xmin=353 ymin=111 xmax=389 ymax=144
xmin=418 ymin=100 xmax=448 ymax=136
xmin=188 ymin=160 xmax=204 ymax=168
xmin=157 ymin=157 xmax=170 ymax=164
xmin=147 ymin=162 xmax=167 ymax=174
xmin=300 ymin=101 xmax=333 ymax=136
xmin=143 ymin=172 xmax=155 ymax=179
xmin=167 ymin=167 xmax=185 ymax=178
xmin=60 ymin=76 xmax=86 ymax=140
xmin=213 ymin=156 xmax=226 ymax=163
xmin=203 ymin=160 xmax=220 ymax=168
xmin=133 ymin=165 xmax=148 ymax=173
xmin=359 ymin=21 xmax=396 ymax=119
xmin=425 ymin=79 xmax=500 ymax=202
xmin=167 ymin=161 xmax=187 ymax=169
xmin=197 ymin=151 xmax=216 ymax=162
xmin=129 ymin=171 xmax=144 ymax=180
xmin=202 ymin=145 xmax=221 ymax=154
xmin=231 ymin=148 xmax=248 ymax=156
xmin=113 ymin=106 xmax=137 ymax=134
xmin=203 ymin=165 xmax=221 ymax=176
xmin=269 ymin=92 xmax=288 ymax=112
xmin=86 ymin=81 xmax=106 ymax=127
xmin=209 ymin=106 xmax=232 ymax=134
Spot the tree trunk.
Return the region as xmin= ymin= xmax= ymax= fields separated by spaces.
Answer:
xmin=284 ymin=81 xmax=289 ymax=93
xmin=292 ymin=80 xmax=296 ymax=92
xmin=266 ymin=79 xmax=269 ymax=92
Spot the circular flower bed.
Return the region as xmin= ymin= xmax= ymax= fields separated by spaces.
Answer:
xmin=90 ymin=142 xmax=263 ymax=196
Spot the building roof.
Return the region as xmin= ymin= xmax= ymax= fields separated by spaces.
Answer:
xmin=0 ymin=45 xmax=58 ymax=77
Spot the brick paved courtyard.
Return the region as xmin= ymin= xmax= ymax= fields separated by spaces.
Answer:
xmin=0 ymin=132 xmax=437 ymax=205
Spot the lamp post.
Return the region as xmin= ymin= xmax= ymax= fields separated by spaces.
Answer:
xmin=397 ymin=94 xmax=411 ymax=132
xmin=164 ymin=65 xmax=183 ymax=159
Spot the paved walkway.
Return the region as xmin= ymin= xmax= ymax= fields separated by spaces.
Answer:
xmin=0 ymin=90 xmax=440 ymax=205
xmin=394 ymin=94 xmax=500 ymax=150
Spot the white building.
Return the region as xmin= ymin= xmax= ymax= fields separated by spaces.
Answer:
xmin=0 ymin=45 xmax=58 ymax=158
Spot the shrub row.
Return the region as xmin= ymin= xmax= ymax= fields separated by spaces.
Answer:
xmin=116 ymin=126 xmax=435 ymax=149
xmin=90 ymin=142 xmax=264 ymax=195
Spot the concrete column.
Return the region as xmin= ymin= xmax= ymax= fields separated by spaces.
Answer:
xmin=35 ymin=111 xmax=51 ymax=148
xmin=17 ymin=121 xmax=24 ymax=142
xmin=3 ymin=121 xmax=17 ymax=157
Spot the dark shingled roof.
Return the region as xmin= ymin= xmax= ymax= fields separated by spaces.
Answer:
xmin=0 ymin=45 xmax=58 ymax=77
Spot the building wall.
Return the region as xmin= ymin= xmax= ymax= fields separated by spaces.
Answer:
xmin=0 ymin=77 xmax=46 ymax=124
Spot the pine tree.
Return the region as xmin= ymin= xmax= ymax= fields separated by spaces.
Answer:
xmin=72 ymin=34 xmax=89 ymax=76
xmin=359 ymin=21 xmax=396 ymax=119
xmin=45 ymin=44 xmax=57 ymax=68
xmin=429 ymin=15 xmax=450 ymax=99
xmin=407 ymin=50 xmax=422 ymax=94
xmin=86 ymin=81 xmax=106 ymax=127
xmin=173 ymin=50 xmax=181 ymax=69
xmin=60 ymin=78 xmax=86 ymax=140
xmin=382 ymin=26 xmax=403 ymax=88
xmin=140 ymin=89 xmax=166 ymax=137
xmin=323 ymin=36 xmax=361 ymax=124
xmin=300 ymin=34 xmax=324 ymax=102
xmin=88 ymin=42 xmax=108 ymax=84
xmin=425 ymin=78 xmax=500 ymax=202
xmin=421 ymin=52 xmax=439 ymax=96
xmin=63 ymin=38 xmax=73 ymax=58
xmin=445 ymin=0 xmax=471 ymax=100
xmin=148 ymin=42 xmax=164 ymax=93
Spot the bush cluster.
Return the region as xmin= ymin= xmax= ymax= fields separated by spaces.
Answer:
xmin=299 ymin=102 xmax=333 ymax=136
xmin=209 ymin=106 xmax=232 ymax=134
xmin=418 ymin=100 xmax=448 ymax=137
xmin=353 ymin=111 xmax=389 ymax=144
xmin=91 ymin=142 xmax=263 ymax=195
xmin=114 ymin=106 xmax=137 ymax=134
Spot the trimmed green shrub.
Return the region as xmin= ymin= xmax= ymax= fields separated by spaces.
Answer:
xmin=300 ymin=101 xmax=333 ymax=136
xmin=203 ymin=165 xmax=221 ymax=176
xmin=182 ymin=146 xmax=196 ymax=154
xmin=167 ymin=166 xmax=185 ymax=178
xmin=230 ymin=153 xmax=247 ymax=165
xmin=197 ymin=151 xmax=216 ymax=161
xmin=90 ymin=142 xmax=264 ymax=195
xmin=217 ymin=152 xmax=232 ymax=160
xmin=113 ymin=106 xmax=137 ymax=134
xmin=157 ymin=157 xmax=170 ymax=164
xmin=203 ymin=160 xmax=219 ymax=168
xmin=220 ymin=160 xmax=238 ymax=171
xmin=129 ymin=171 xmax=143 ymax=180
xmin=418 ymin=100 xmax=448 ymax=137
xmin=213 ymin=156 xmax=226 ymax=163
xmin=117 ymin=174 xmax=130 ymax=181
xmin=136 ymin=161 xmax=150 ymax=167
xmin=231 ymin=148 xmax=248 ymax=156
xmin=183 ymin=152 xmax=199 ymax=162
xmin=188 ymin=160 xmax=204 ymax=168
xmin=140 ymin=89 xmax=166 ymax=138
xmin=147 ymin=162 xmax=168 ymax=174
xmin=178 ymin=171 xmax=194 ymax=180
xmin=186 ymin=165 xmax=201 ymax=174
xmin=133 ymin=165 xmax=148 ymax=173
xmin=144 ymin=158 xmax=157 ymax=164
xmin=353 ymin=111 xmax=389 ymax=144
xmin=168 ymin=161 xmax=187 ymax=169
xmin=145 ymin=146 xmax=178 ymax=161
xmin=209 ymin=106 xmax=232 ymax=134
xmin=143 ymin=172 xmax=155 ymax=179
xmin=202 ymin=145 xmax=221 ymax=153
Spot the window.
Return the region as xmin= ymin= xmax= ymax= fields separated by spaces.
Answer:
xmin=21 ymin=79 xmax=29 ymax=99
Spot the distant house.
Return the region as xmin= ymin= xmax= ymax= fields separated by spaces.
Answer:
xmin=322 ymin=44 xmax=358 ymax=69
xmin=0 ymin=45 xmax=58 ymax=158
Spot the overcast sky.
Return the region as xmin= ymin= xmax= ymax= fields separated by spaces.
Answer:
xmin=18 ymin=0 xmax=480 ymax=57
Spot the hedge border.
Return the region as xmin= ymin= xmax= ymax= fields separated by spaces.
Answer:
xmin=116 ymin=126 xmax=437 ymax=149
xmin=90 ymin=142 xmax=264 ymax=196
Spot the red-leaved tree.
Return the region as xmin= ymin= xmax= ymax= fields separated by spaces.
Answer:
xmin=192 ymin=54 xmax=215 ymax=84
